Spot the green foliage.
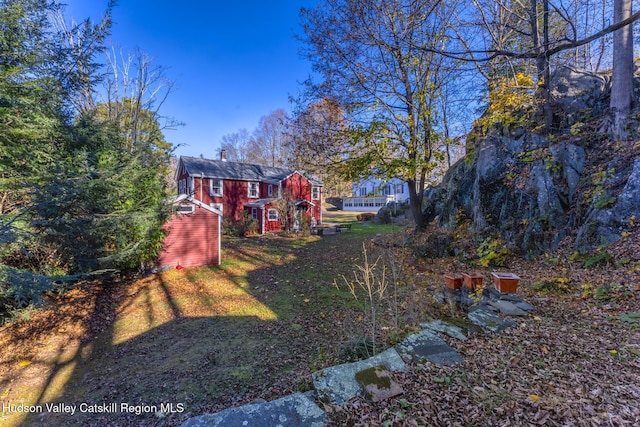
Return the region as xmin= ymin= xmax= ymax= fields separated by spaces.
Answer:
xmin=223 ymin=214 xmax=258 ymax=237
xmin=357 ymin=213 xmax=376 ymax=221
xmin=585 ymin=167 xmax=616 ymax=207
xmin=0 ymin=1 xmax=173 ymax=316
xmin=0 ymin=266 xmax=53 ymax=309
xmin=339 ymin=336 xmax=375 ymax=363
xmin=477 ymin=237 xmax=510 ymax=267
xmin=594 ymin=196 xmax=616 ymax=209
xmin=582 ymin=251 xmax=613 ymax=269
xmin=611 ymin=311 xmax=640 ymax=325
xmin=532 ymin=277 xmax=572 ymax=295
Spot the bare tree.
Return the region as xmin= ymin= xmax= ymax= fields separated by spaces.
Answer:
xmin=441 ymin=0 xmax=640 ymax=131
xmin=299 ymin=0 xmax=466 ymax=230
xmin=288 ymin=98 xmax=352 ymax=196
xmin=217 ymin=128 xmax=252 ymax=162
xmin=251 ymin=109 xmax=289 ymax=168
xmin=102 ymin=47 xmax=181 ymax=154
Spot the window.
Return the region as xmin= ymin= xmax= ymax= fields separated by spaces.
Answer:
xmin=395 ymin=183 xmax=404 ymax=193
xmin=178 ymin=178 xmax=194 ymax=195
xmin=177 ymin=204 xmax=194 ymax=214
xmin=359 ymin=187 xmax=367 ymax=197
xmin=210 ymin=179 xmax=223 ymax=196
xmin=311 ymin=186 xmax=320 ymax=200
xmin=267 ymin=209 xmax=279 ymax=221
xmin=248 ymin=182 xmax=259 ymax=198
xmin=187 ymin=177 xmax=194 ymax=195
xmin=251 ymin=207 xmax=258 ymax=220
xmin=268 ymin=184 xmax=273 ymax=197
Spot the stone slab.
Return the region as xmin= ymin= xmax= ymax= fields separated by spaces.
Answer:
xmin=312 ymin=347 xmax=405 ymax=404
xmin=487 ymin=300 xmax=529 ymax=316
xmin=515 ymin=301 xmax=536 ymax=311
xmin=420 ymin=319 xmax=468 ymax=341
xmin=355 ymin=365 xmax=404 ymax=402
xmin=468 ymin=308 xmax=516 ymax=332
xmin=396 ymin=329 xmax=463 ymax=365
xmin=180 ymin=392 xmax=325 ymax=427
xmin=497 ymin=293 xmax=525 ymax=303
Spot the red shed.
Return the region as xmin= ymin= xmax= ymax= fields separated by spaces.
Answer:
xmin=158 ymin=195 xmax=222 ymax=268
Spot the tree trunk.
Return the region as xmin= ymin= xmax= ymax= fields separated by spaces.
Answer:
xmin=532 ymin=0 xmax=553 ymax=131
xmin=407 ymin=179 xmax=426 ymax=231
xmin=609 ymin=0 xmax=634 ymax=140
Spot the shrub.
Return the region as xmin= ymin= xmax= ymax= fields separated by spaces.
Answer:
xmin=477 ymin=237 xmax=511 ymax=267
xmin=357 ymin=213 xmax=376 ymax=221
xmin=223 ymin=213 xmax=258 ymax=237
xmin=299 ymin=212 xmax=312 ymax=235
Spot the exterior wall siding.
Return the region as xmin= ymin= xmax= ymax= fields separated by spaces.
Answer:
xmin=158 ymin=203 xmax=220 ymax=268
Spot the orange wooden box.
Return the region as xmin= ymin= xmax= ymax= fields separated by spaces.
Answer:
xmin=462 ymin=273 xmax=484 ymax=290
xmin=491 ymin=272 xmax=520 ymax=293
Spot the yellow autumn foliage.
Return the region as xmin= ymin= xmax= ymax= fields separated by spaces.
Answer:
xmin=475 ymin=72 xmax=536 ymax=134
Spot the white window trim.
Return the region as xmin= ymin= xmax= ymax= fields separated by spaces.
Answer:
xmin=177 ymin=204 xmax=194 ymax=214
xmin=312 ymin=186 xmax=320 ymax=201
xmin=248 ymin=182 xmax=259 ymax=199
xmin=210 ymin=178 xmax=223 ymax=196
xmin=267 ymin=208 xmax=279 ymax=221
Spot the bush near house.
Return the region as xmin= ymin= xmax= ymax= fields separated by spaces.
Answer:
xmin=223 ymin=214 xmax=258 ymax=237
xmin=357 ymin=213 xmax=376 ymax=221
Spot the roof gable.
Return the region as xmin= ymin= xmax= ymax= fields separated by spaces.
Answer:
xmin=173 ymin=194 xmax=222 ymax=216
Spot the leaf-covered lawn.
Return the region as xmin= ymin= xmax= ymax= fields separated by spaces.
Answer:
xmin=0 ymin=222 xmax=638 ymax=426
xmin=0 ymin=223 xmax=394 ymax=426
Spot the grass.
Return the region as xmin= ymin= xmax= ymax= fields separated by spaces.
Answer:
xmin=0 ymin=214 xmax=397 ymax=427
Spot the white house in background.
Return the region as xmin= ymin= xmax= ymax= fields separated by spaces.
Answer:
xmin=343 ymin=177 xmax=410 ymax=212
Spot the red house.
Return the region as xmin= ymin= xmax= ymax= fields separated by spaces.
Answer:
xmin=175 ymin=154 xmax=323 ymax=234
xmin=158 ymin=195 xmax=222 ymax=268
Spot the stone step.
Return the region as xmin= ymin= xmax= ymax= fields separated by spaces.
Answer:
xmin=396 ymin=329 xmax=464 ymax=365
xmin=180 ymin=392 xmax=325 ymax=427
xmin=312 ymin=347 xmax=405 ymax=405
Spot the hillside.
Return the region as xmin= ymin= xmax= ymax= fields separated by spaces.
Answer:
xmin=422 ymin=66 xmax=640 ymax=261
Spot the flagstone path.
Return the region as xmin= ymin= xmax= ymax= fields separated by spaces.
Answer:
xmin=180 ymin=289 xmax=535 ymax=426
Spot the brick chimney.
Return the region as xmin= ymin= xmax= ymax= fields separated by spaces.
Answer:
xmin=220 ymin=150 xmax=227 ymax=162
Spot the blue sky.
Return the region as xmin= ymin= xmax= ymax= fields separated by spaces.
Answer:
xmin=63 ymin=1 xmax=315 ymax=158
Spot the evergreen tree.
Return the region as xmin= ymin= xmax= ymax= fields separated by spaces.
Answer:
xmin=0 ymin=0 xmax=173 ymax=315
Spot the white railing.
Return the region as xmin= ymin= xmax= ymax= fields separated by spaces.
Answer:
xmin=342 ymin=196 xmax=395 ymax=212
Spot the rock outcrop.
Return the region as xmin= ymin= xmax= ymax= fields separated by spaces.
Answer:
xmin=423 ymin=67 xmax=640 ymax=256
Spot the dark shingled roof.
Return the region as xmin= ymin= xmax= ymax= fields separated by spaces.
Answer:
xmin=179 ymin=156 xmax=322 ymax=185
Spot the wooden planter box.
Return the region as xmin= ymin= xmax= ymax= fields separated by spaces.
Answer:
xmin=462 ymin=273 xmax=484 ymax=290
xmin=491 ymin=272 xmax=520 ymax=293
xmin=443 ymin=274 xmax=463 ymax=290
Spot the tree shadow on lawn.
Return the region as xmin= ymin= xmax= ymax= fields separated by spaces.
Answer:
xmin=14 ymin=233 xmax=368 ymax=427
